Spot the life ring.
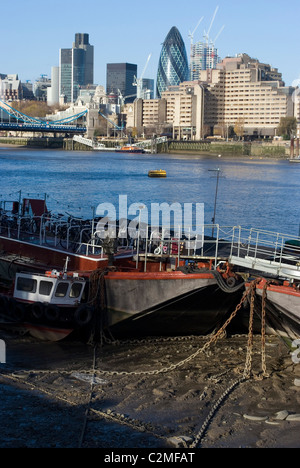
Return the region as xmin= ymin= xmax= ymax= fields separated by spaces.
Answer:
xmin=45 ymin=304 xmax=60 ymax=321
xmin=154 ymin=247 xmax=161 ymax=255
xmin=31 ymin=302 xmax=44 ymax=320
xmin=74 ymin=305 xmax=94 ymax=326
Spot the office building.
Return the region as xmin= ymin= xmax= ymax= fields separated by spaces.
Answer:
xmin=59 ymin=33 xmax=94 ymax=103
xmin=190 ymin=42 xmax=221 ymax=80
xmin=132 ymin=81 xmax=205 ymax=139
xmin=156 ymin=26 xmax=189 ymax=98
xmin=47 ymin=67 xmax=60 ymax=106
xmin=33 ymin=75 xmax=51 ymax=101
xmin=106 ymin=63 xmax=137 ymax=104
xmin=0 ymin=74 xmax=22 ymax=101
xmin=137 ymin=78 xmax=155 ymax=100
xmin=199 ymin=54 xmax=294 ymax=138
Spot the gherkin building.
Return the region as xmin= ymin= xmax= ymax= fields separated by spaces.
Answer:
xmin=156 ymin=26 xmax=189 ymax=98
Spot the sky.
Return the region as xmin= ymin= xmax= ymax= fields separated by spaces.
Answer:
xmin=1 ymin=0 xmax=300 ymax=89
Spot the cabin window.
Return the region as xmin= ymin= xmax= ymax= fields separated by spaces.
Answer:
xmin=16 ymin=277 xmax=37 ymax=293
xmin=55 ymin=282 xmax=69 ymax=298
xmin=69 ymin=283 xmax=83 ymax=298
xmin=39 ymin=281 xmax=53 ymax=296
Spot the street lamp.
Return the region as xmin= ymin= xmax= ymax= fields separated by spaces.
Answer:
xmin=208 ymin=167 xmax=222 ymax=238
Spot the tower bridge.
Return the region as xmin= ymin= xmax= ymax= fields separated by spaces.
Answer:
xmin=0 ymin=100 xmax=87 ymax=134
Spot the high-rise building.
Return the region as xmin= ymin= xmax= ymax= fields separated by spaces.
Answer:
xmin=59 ymin=33 xmax=94 ymax=103
xmin=34 ymin=75 xmax=51 ymax=101
xmin=199 ymin=53 xmax=294 ymax=138
xmin=156 ymin=26 xmax=189 ymax=98
xmin=106 ymin=63 xmax=137 ymax=104
xmin=137 ymin=78 xmax=155 ymax=100
xmin=47 ymin=67 xmax=59 ymax=106
xmin=190 ymin=42 xmax=221 ymax=80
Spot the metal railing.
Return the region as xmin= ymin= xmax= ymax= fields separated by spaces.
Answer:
xmin=1 ymin=211 xmax=300 ymax=278
xmin=229 ymin=226 xmax=300 ymax=279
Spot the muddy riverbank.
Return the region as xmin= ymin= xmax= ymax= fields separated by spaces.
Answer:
xmin=0 ymin=328 xmax=299 ymax=449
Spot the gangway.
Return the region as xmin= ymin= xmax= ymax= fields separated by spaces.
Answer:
xmin=134 ymin=136 xmax=167 ymax=148
xmin=73 ymin=135 xmax=115 ymax=151
xmin=228 ymin=226 xmax=300 ymax=280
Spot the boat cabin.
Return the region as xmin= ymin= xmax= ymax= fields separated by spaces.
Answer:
xmin=13 ymin=270 xmax=87 ymax=306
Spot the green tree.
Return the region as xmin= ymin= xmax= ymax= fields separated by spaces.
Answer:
xmin=277 ymin=117 xmax=297 ymax=139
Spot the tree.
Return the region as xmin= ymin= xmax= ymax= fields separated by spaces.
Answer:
xmin=10 ymin=100 xmax=67 ymax=118
xmin=277 ymin=117 xmax=297 ymax=139
xmin=234 ymin=118 xmax=245 ymax=140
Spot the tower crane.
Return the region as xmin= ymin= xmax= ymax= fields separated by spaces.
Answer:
xmin=117 ymin=90 xmax=137 ymax=107
xmin=213 ymin=25 xmax=225 ymax=45
xmin=132 ymin=53 xmax=152 ymax=99
xmin=188 ymin=17 xmax=204 ymax=46
xmin=203 ymin=6 xmax=219 ymax=44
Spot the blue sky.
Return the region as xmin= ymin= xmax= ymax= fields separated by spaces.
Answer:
xmin=1 ymin=0 xmax=300 ymax=88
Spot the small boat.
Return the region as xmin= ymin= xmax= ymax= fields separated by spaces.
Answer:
xmin=0 ymin=267 xmax=90 ymax=341
xmin=148 ymin=169 xmax=167 ymax=178
xmin=115 ymin=144 xmax=145 ymax=154
xmin=245 ymin=278 xmax=300 ymax=342
xmin=92 ymin=143 xmax=115 ymax=152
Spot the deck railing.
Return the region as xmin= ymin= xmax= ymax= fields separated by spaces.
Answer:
xmin=1 ymin=209 xmax=300 ymax=278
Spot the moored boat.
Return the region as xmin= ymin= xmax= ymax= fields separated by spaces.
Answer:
xmin=229 ymin=226 xmax=300 ymax=342
xmin=115 ymin=144 xmax=145 ymax=154
xmin=245 ymin=278 xmax=300 ymax=342
xmin=0 ymin=204 xmax=245 ymax=341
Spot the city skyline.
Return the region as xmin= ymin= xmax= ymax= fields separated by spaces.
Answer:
xmin=1 ymin=0 xmax=300 ymax=90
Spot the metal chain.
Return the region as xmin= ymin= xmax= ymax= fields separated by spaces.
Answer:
xmin=1 ymin=277 xmax=273 ymax=449
xmin=243 ymin=282 xmax=255 ymax=380
xmin=94 ymin=286 xmax=253 ymax=378
xmin=258 ymin=281 xmax=270 ymax=379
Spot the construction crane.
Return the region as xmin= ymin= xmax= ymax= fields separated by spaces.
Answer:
xmin=132 ymin=53 xmax=152 ymax=99
xmin=203 ymin=6 xmax=219 ymax=44
xmin=213 ymin=25 xmax=225 ymax=45
xmin=188 ymin=17 xmax=204 ymax=46
xmin=202 ymin=6 xmax=225 ymax=48
xmin=117 ymin=90 xmax=137 ymax=107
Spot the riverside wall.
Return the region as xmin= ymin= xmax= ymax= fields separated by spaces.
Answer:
xmin=0 ymin=137 xmax=290 ymax=157
xmin=167 ymin=140 xmax=289 ymax=157
xmin=0 ymin=137 xmax=65 ymax=149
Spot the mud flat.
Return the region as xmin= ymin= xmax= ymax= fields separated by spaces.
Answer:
xmin=0 ymin=329 xmax=299 ymax=449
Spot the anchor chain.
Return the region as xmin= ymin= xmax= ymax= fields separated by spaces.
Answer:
xmin=0 ymin=277 xmax=273 ymax=449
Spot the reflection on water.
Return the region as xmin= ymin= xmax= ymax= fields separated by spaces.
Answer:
xmin=0 ymin=148 xmax=299 ymax=235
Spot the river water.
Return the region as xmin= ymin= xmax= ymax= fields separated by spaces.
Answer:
xmin=0 ymin=146 xmax=299 ymax=236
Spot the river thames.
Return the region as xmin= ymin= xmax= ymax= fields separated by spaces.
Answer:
xmin=0 ymin=146 xmax=299 ymax=236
